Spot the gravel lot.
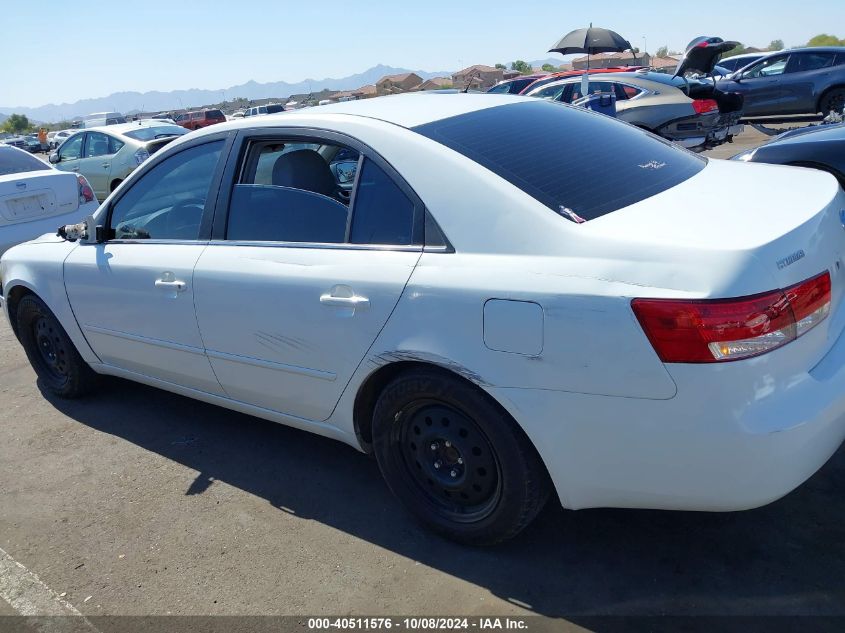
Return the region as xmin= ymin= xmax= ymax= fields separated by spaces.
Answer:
xmin=2 ymin=124 xmax=843 ymax=623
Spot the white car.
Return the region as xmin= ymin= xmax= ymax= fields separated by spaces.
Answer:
xmin=0 ymin=144 xmax=98 ymax=256
xmin=2 ymin=93 xmax=845 ymax=544
xmin=50 ymin=129 xmax=75 ymax=149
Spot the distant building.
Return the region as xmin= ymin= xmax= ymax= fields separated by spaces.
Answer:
xmin=352 ymin=84 xmax=377 ymax=99
xmin=572 ymin=51 xmax=648 ymax=69
xmin=452 ymin=65 xmax=504 ymax=91
xmin=649 ymin=56 xmax=679 ymax=72
xmin=414 ymin=77 xmax=452 ymax=91
xmin=376 ymin=73 xmax=423 ymax=96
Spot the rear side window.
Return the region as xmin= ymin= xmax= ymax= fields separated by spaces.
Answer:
xmin=413 ymin=100 xmax=705 ymax=222
xmin=350 ymin=159 xmax=415 ymax=245
xmin=793 ymin=52 xmax=836 ymax=72
xmin=206 ymin=110 xmax=224 ymax=119
xmin=0 ymin=147 xmax=50 ymax=176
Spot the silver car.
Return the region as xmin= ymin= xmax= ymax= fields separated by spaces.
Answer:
xmin=49 ymin=121 xmax=187 ymax=201
xmin=525 ymin=71 xmax=743 ymax=150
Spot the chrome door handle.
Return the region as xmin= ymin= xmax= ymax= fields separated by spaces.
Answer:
xmin=101 ymin=163 xmax=110 ymax=168
xmin=320 ymin=294 xmax=369 ymax=309
xmin=155 ymin=279 xmax=187 ymax=292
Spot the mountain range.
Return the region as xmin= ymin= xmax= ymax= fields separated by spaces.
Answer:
xmin=0 ymin=64 xmax=453 ymax=123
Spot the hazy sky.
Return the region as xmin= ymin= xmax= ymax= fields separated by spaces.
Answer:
xmin=2 ymin=0 xmax=843 ymax=107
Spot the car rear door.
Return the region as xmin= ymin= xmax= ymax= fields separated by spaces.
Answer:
xmin=192 ymin=129 xmax=424 ymax=421
xmin=63 ymin=133 xmax=233 ymax=394
xmin=782 ymin=51 xmax=839 ymax=113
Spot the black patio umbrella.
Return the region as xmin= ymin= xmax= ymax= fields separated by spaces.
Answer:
xmin=548 ymin=25 xmax=634 ymax=97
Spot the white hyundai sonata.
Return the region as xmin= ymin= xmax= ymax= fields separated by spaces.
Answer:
xmin=2 ymin=93 xmax=845 ymax=544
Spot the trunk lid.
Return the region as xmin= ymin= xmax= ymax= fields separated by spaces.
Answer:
xmin=0 ymin=170 xmax=79 ymax=226
xmin=674 ymin=36 xmax=740 ymax=78
xmin=581 ymin=159 xmax=845 ymax=365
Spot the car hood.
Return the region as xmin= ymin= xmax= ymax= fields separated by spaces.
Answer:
xmin=674 ymin=37 xmax=739 ymax=77
xmin=767 ymin=122 xmax=845 ymax=144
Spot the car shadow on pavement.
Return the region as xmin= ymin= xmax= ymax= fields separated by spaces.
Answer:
xmin=42 ymin=377 xmax=845 ymax=618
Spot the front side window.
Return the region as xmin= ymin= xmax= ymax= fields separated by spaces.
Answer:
xmin=59 ymin=133 xmax=84 ymax=160
xmin=532 ymin=83 xmax=567 ymax=100
xmin=745 ymin=55 xmax=789 ymax=78
xmin=84 ymin=132 xmax=112 ymax=158
xmin=109 ymin=140 xmax=223 ymax=240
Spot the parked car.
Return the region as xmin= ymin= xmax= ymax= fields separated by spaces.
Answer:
xmin=3 ymin=93 xmax=845 ymax=545
xmin=0 ymin=144 xmax=97 ymax=256
xmin=518 ymin=66 xmax=646 ymax=95
xmin=173 ymin=109 xmax=226 ymax=131
xmin=22 ymin=137 xmax=42 ymax=153
xmin=230 ymin=110 xmax=246 ymax=119
xmin=80 ymin=112 xmax=127 ymax=128
xmin=3 ymin=137 xmax=27 ymax=150
xmin=717 ymin=47 xmax=845 ymax=116
xmin=732 ymin=122 xmax=845 ymax=184
xmin=49 ymin=121 xmax=188 ymax=200
xmin=525 ymin=71 xmax=743 ymax=150
xmin=717 ymin=52 xmax=766 ymax=73
xmin=487 ymin=74 xmax=548 ymax=95
xmin=50 ymin=129 xmax=74 ymax=149
xmin=243 ymin=104 xmax=285 ymax=117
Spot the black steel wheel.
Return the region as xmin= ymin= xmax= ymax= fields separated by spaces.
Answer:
xmin=16 ymin=294 xmax=98 ymax=398
xmin=372 ymin=368 xmax=550 ymax=545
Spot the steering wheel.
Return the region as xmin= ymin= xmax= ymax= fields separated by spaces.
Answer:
xmin=165 ymin=197 xmax=205 ymax=238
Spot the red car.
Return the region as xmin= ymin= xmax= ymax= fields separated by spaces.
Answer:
xmin=174 ymin=109 xmax=226 ymax=131
xmin=517 ymin=66 xmax=646 ymax=95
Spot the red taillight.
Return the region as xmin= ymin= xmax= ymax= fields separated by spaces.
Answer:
xmin=77 ymin=175 xmax=95 ymax=204
xmin=692 ymin=99 xmax=719 ymax=114
xmin=632 ymin=272 xmax=831 ymax=363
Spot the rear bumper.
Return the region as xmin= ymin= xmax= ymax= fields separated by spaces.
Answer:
xmin=491 ymin=327 xmax=845 ymax=512
xmin=657 ymin=111 xmax=743 ymax=150
xmin=0 ymin=203 xmax=96 ymax=258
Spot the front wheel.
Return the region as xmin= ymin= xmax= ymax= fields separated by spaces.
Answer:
xmin=372 ymin=369 xmax=550 ymax=545
xmin=16 ymin=295 xmax=98 ymax=398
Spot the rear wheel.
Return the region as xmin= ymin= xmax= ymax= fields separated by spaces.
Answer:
xmin=110 ymin=178 xmax=122 ymax=192
xmin=819 ymin=88 xmax=845 ymax=115
xmin=372 ymin=368 xmax=550 ymax=545
xmin=16 ymin=295 xmax=97 ymax=398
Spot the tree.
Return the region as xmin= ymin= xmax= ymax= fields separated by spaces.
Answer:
xmin=541 ymin=63 xmax=556 ymax=72
xmin=768 ymin=39 xmax=784 ymax=51
xmin=724 ymin=43 xmax=747 ymax=57
xmin=655 ymin=45 xmax=669 ymax=58
xmin=510 ymin=60 xmax=532 ymax=74
xmin=807 ymin=33 xmax=845 ymax=47
xmin=2 ymin=113 xmax=30 ymax=134
xmin=495 ymin=63 xmax=506 ymax=70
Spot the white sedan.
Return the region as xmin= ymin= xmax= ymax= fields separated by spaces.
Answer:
xmin=0 ymin=144 xmax=98 ymax=256
xmin=2 ymin=93 xmax=845 ymax=544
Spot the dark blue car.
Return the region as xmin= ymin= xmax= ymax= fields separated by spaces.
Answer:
xmin=716 ymin=47 xmax=845 ymax=117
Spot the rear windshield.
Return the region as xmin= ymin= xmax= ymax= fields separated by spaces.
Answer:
xmin=123 ymin=125 xmax=188 ymax=141
xmin=413 ymin=100 xmax=706 ymax=222
xmin=0 ymin=146 xmax=51 ymax=176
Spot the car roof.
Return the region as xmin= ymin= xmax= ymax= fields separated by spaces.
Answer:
xmin=193 ymin=92 xmax=532 ymax=131
xmin=82 ymin=120 xmax=183 ymax=136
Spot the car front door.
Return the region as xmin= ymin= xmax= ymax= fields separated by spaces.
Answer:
xmin=192 ymin=131 xmax=424 ymax=421
xmin=733 ymin=54 xmax=791 ymax=115
xmin=54 ymin=132 xmax=84 ymax=174
xmin=63 ymin=135 xmax=231 ymax=395
xmin=77 ymin=131 xmax=113 ymax=199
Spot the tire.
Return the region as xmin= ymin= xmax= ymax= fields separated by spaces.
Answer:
xmin=371 ymin=368 xmax=550 ymax=545
xmin=819 ymin=87 xmax=845 ymax=115
xmin=16 ymin=295 xmax=97 ymax=398
xmin=110 ymin=178 xmax=122 ymax=192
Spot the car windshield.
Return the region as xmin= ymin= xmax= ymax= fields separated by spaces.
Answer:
xmin=413 ymin=100 xmax=706 ymax=222
xmin=0 ymin=146 xmax=51 ymax=176
xmin=122 ymin=125 xmax=188 ymax=141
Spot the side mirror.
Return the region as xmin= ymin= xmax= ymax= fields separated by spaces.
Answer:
xmin=49 ymin=152 xmax=59 ymax=164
